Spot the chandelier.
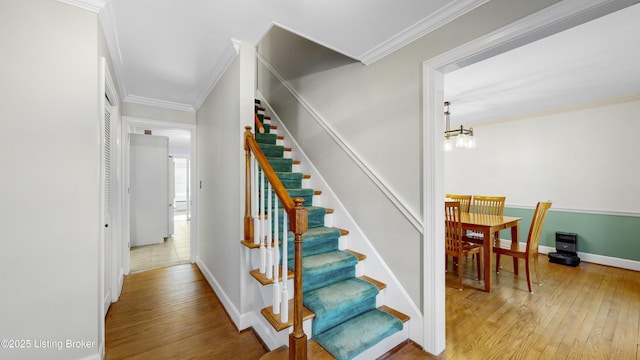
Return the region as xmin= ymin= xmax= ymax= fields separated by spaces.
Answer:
xmin=444 ymin=101 xmax=476 ymax=151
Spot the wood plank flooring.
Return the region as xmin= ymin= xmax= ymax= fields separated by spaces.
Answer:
xmin=105 ymin=264 xmax=266 ymax=359
xmin=105 ymin=255 xmax=640 ymax=359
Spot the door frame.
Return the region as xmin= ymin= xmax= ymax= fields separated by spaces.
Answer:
xmin=99 ymin=56 xmax=120 ymax=357
xmin=122 ymin=116 xmax=197 ymax=275
xmin=421 ymin=0 xmax=621 ymax=354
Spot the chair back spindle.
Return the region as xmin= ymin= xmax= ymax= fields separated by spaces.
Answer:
xmin=445 ymin=194 xmax=471 ymax=213
xmin=471 ymin=195 xmax=505 ymax=216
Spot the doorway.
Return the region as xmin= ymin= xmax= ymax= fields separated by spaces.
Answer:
xmin=123 ymin=117 xmax=196 ymax=274
xmin=421 ymin=1 xmax=629 ymax=354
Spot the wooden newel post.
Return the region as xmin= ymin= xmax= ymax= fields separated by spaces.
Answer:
xmin=243 ymin=126 xmax=253 ymax=242
xmin=289 ymin=197 xmax=308 ymax=360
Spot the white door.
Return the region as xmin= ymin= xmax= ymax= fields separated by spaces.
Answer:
xmin=103 ymin=96 xmax=113 ymax=315
xmin=130 ymin=134 xmax=169 ymax=247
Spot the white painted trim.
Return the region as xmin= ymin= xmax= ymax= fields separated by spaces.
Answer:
xmin=422 ymin=63 xmax=446 ymax=356
xmin=193 ymin=40 xmax=241 ymax=110
xmin=257 ymin=93 xmax=424 ymax=346
xmin=124 ymin=95 xmax=196 ymax=113
xmin=506 ymin=204 xmax=640 ymax=218
xmin=430 ymin=0 xmax=626 ymax=71
xmin=359 ymin=0 xmax=490 ymax=65
xmin=196 ymin=256 xmax=243 ymax=328
xmin=58 ymin=0 xmax=105 ymax=13
xmin=257 ymin=54 xmax=423 ymax=233
xmin=99 ymin=1 xmax=129 ymax=102
xmin=536 ymin=245 xmax=640 ymax=272
xmin=122 ymin=116 xmax=198 ymax=272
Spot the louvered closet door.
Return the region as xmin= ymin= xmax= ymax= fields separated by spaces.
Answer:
xmin=103 ymin=96 xmax=113 ymax=315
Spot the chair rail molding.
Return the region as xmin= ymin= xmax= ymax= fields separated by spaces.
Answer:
xmin=258 ymin=54 xmax=423 ymax=233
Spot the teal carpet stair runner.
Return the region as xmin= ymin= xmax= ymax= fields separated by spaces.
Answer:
xmin=250 ymin=103 xmax=406 ymax=360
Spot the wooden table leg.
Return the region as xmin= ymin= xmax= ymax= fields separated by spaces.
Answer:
xmin=511 ymin=224 xmax=519 ymax=275
xmin=483 ymin=228 xmax=492 ymax=292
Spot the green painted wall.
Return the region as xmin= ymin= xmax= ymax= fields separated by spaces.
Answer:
xmin=500 ymin=207 xmax=640 ymax=262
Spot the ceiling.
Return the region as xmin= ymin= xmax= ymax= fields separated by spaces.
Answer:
xmin=66 ymin=0 xmax=639 ymax=121
xmin=444 ymin=2 xmax=640 ymax=126
xmin=92 ymin=0 xmax=489 ymax=111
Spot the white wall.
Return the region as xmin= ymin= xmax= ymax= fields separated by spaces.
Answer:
xmin=0 ymin=1 xmax=101 ymax=359
xmin=122 ymin=101 xmax=196 ymax=125
xmin=195 ymin=42 xmax=256 ymax=327
xmin=445 ymin=97 xmax=640 ymax=214
xmin=257 ymin=0 xmax=562 ymax=307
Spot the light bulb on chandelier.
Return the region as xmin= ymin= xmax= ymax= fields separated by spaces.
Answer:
xmin=444 ymin=101 xmax=475 ymax=151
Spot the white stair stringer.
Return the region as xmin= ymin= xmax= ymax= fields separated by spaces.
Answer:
xmin=255 ymin=94 xmax=423 ymax=355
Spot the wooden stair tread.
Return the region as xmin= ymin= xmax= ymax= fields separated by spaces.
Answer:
xmin=335 ymin=227 xmax=349 ymax=236
xmin=261 ymin=299 xmax=315 ymax=332
xmin=284 ymin=147 xmax=292 ymax=152
xmin=241 ymin=239 xmax=279 ymax=249
xmin=277 ymin=135 xmax=284 ymax=140
xmin=258 ymin=306 xmax=409 ymax=360
xmin=314 ymin=190 xmax=322 ymax=195
xmin=359 ymin=275 xmax=385 ymax=290
xmin=379 ymin=305 xmax=411 ymax=323
xmin=345 ymin=249 xmax=366 ymax=261
xmin=293 ymin=160 xmax=301 ymax=164
xmin=241 ymin=239 xmax=260 ymax=249
xmin=250 ymin=267 xmax=294 ymax=285
xmin=303 ymin=174 xmax=311 ymax=179
xmin=326 ymin=208 xmax=334 ymax=214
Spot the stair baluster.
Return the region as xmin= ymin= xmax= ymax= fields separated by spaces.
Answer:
xmin=259 ymin=167 xmax=266 ymax=274
xmin=252 ymin=155 xmax=259 ymax=245
xmin=272 ymin=197 xmax=281 ymax=314
xmin=281 ymin=210 xmax=288 ymax=323
xmin=266 ymin=181 xmax=273 ymax=279
xmin=244 ymin=126 xmax=307 ymax=359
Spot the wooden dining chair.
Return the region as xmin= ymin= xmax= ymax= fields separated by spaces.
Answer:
xmin=470 ymin=195 xmax=505 ymax=215
xmin=465 ymin=195 xmax=506 ymax=245
xmin=445 ymin=194 xmax=471 ymax=213
xmin=494 ymin=201 xmax=552 ymax=293
xmin=445 ymin=201 xmax=483 ymax=290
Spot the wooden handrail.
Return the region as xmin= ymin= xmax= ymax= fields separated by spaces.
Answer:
xmin=243 ymin=126 xmax=308 ymax=359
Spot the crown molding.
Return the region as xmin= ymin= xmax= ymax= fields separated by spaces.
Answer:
xmin=124 ymin=95 xmax=196 ymax=113
xmin=431 ymin=0 xmax=634 ymax=72
xmin=192 ymin=40 xmax=241 ymax=111
xmin=98 ymin=1 xmax=128 ymax=101
xmin=58 ymin=0 xmax=106 ymax=13
xmin=358 ymin=0 xmax=490 ymax=65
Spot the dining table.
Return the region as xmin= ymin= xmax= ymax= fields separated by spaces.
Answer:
xmin=459 ymin=212 xmax=522 ymax=292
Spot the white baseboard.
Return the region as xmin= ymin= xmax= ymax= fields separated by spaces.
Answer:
xmin=195 ymin=256 xmax=244 ymax=329
xmin=538 ymin=245 xmax=640 ymax=271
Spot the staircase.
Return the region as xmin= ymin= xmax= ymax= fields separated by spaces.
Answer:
xmin=243 ymin=100 xmax=410 ymax=360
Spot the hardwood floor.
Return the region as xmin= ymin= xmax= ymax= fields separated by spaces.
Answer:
xmin=105 ymin=256 xmax=640 ymax=359
xmin=105 ymin=264 xmax=266 ymax=359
